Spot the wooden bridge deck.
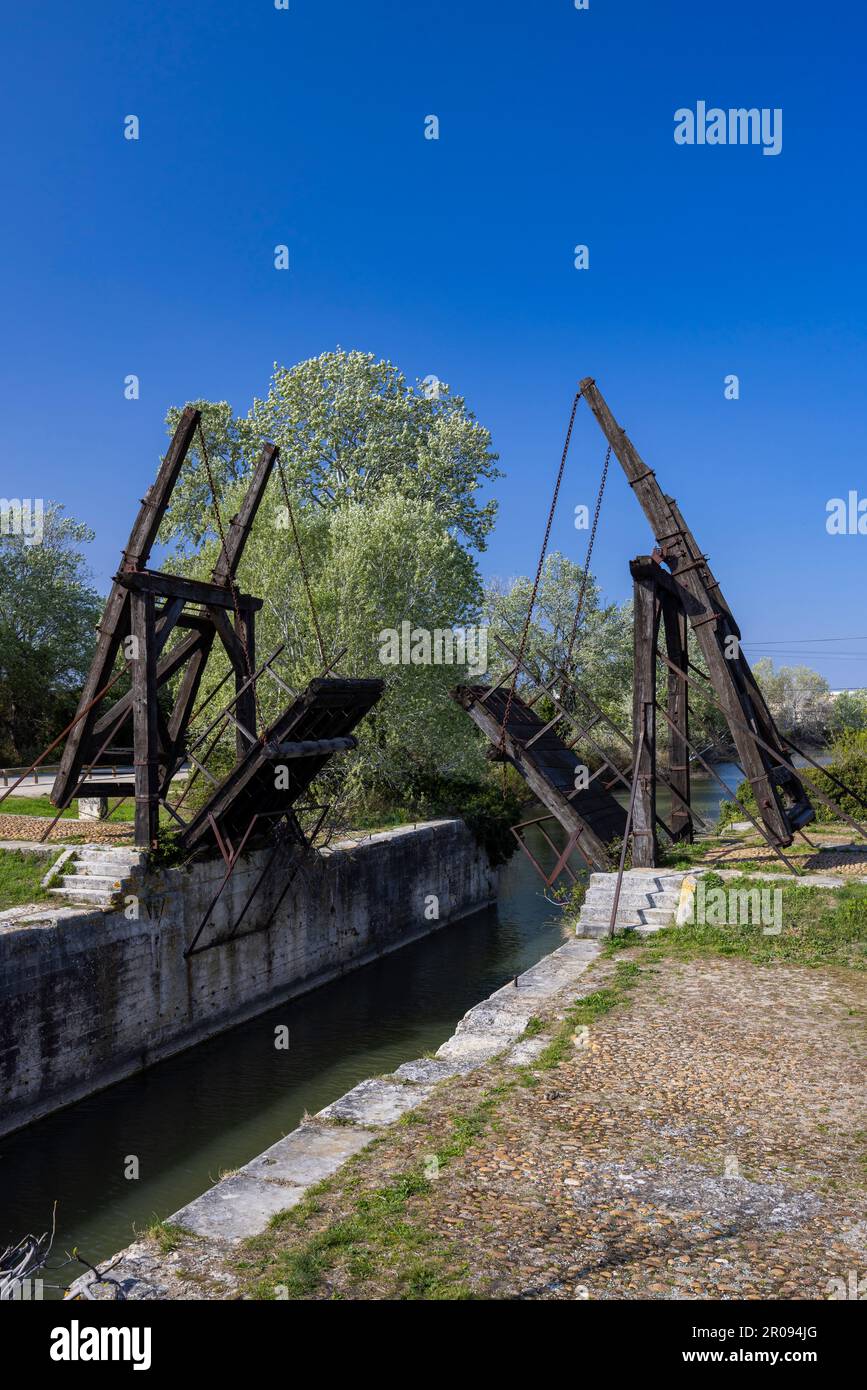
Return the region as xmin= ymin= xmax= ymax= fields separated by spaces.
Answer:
xmin=452 ymin=684 xmax=627 ymax=872
xmin=179 ymin=676 xmax=384 ymax=853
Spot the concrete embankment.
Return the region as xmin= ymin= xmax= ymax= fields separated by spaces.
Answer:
xmin=0 ymin=820 xmax=496 ymax=1139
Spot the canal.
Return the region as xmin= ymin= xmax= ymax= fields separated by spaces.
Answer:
xmin=1 ymin=764 xmax=742 ymax=1297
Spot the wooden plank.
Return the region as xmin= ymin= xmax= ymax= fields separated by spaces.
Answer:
xmin=131 ymin=590 xmax=159 ymax=848
xmin=179 ymin=678 xmax=383 ymax=851
xmin=51 ymin=407 xmax=201 ymax=806
xmin=454 ymin=687 xmax=618 ymax=871
xmin=212 ymin=443 xmax=279 ymax=583
xmin=631 ymin=575 xmax=658 ymax=866
xmin=118 ymin=569 xmax=263 ymax=611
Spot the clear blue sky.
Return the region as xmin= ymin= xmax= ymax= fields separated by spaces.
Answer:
xmin=1 ymin=1 xmax=865 ymax=685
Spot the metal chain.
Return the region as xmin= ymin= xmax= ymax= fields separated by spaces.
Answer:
xmin=564 ymin=443 xmax=612 ymax=674
xmin=498 ymin=387 xmax=583 ymax=754
xmin=275 ymin=457 xmax=328 ymax=668
xmin=196 ymin=421 xmax=264 ymax=737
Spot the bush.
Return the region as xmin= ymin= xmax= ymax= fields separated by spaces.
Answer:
xmin=717 ymin=737 xmax=867 ymax=830
xmin=403 ymin=769 xmax=526 ymax=866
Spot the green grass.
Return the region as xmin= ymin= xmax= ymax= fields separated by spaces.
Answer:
xmin=605 ymin=874 xmax=867 ymax=972
xmin=0 ymin=794 xmax=134 ymax=822
xmin=0 ymin=849 xmax=52 ymax=911
xmin=524 ymin=960 xmax=644 ymax=1076
xmin=144 ymin=1221 xmax=195 ymax=1255
xmin=240 ymin=1089 xmax=517 ymax=1301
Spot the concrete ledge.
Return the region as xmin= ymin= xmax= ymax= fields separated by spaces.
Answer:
xmin=318 ymin=1078 xmax=434 ymax=1126
xmin=172 ymin=1173 xmax=306 ymax=1242
xmin=242 ymin=1122 xmax=376 ymax=1185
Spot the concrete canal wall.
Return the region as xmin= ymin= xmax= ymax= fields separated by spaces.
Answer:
xmin=0 ymin=820 xmax=497 ymax=1138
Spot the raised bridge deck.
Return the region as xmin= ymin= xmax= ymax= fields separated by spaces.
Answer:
xmin=452 ymin=684 xmax=627 ymax=872
xmin=179 ymin=677 xmax=384 ymax=853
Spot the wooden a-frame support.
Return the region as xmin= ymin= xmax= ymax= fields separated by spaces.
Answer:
xmin=50 ymin=407 xmax=279 ymax=847
xmin=580 ymin=378 xmax=815 ymax=851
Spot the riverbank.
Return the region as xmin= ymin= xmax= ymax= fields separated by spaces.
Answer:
xmin=69 ymin=871 xmax=867 ymax=1300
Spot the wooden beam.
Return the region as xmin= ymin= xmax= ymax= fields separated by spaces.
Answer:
xmin=660 ymin=589 xmax=692 ymax=842
xmin=233 ymin=606 xmax=257 ymax=760
xmin=212 ymin=443 xmax=280 ymax=583
xmin=131 ymin=590 xmax=159 ymax=848
xmin=632 ymin=574 xmax=659 ymax=866
xmin=92 ymin=630 xmax=205 ymax=738
xmin=159 ymin=634 xmax=216 ymax=798
xmin=117 ymin=569 xmax=262 ymax=611
xmin=155 ymin=597 xmax=185 ymax=658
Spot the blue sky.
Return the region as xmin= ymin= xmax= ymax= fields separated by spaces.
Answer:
xmin=1 ymin=0 xmax=865 ymax=686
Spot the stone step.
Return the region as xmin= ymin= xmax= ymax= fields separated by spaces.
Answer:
xmin=76 ymin=863 xmax=136 ymax=879
xmin=582 ymin=889 xmax=680 ymax=907
xmin=49 ymin=886 xmax=116 ymax=905
xmin=60 ymin=873 xmax=124 ymax=891
xmin=75 ymin=848 xmax=144 ymax=866
xmin=579 ymin=919 xmax=666 ymax=939
xmin=586 ymin=871 xmax=686 ymax=887
xmin=581 ymin=900 xmax=679 ymax=916
xmin=579 ymin=906 xmax=675 ymax=926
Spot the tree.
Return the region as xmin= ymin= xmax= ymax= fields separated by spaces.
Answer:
xmin=483 ymin=552 xmax=728 ymax=761
xmin=160 ymin=350 xmax=501 ymax=554
xmin=753 ymin=659 xmax=832 ymax=741
xmin=0 ymin=505 xmax=101 ymax=764
xmin=160 ymin=352 xmax=501 ymax=812
xmin=483 ymin=552 xmax=632 ymax=725
xmin=829 ymin=689 xmax=867 ymax=736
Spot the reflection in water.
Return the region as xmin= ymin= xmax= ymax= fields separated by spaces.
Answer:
xmin=1 ymin=766 xmax=741 ymax=1297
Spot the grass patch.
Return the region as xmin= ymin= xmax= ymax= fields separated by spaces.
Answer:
xmin=604 ymin=874 xmax=867 ymax=972
xmin=144 ymin=1221 xmax=192 ymax=1255
xmin=0 ymin=849 xmax=51 ymax=911
xmin=527 ymin=960 xmax=644 ymax=1075
xmin=0 ymin=794 xmax=134 ymax=821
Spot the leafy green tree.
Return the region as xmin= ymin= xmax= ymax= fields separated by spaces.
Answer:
xmin=753 ymin=659 xmax=832 ymax=741
xmin=160 ymin=352 xmax=501 ymax=813
xmin=161 ymin=350 xmax=500 ymax=554
xmin=829 ymin=689 xmax=867 ymax=736
xmin=0 ymin=506 xmax=101 ymax=764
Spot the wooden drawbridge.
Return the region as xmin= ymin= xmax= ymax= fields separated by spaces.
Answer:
xmin=180 ymin=676 xmax=383 ymax=854
xmin=453 ymin=682 xmax=628 ymax=876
